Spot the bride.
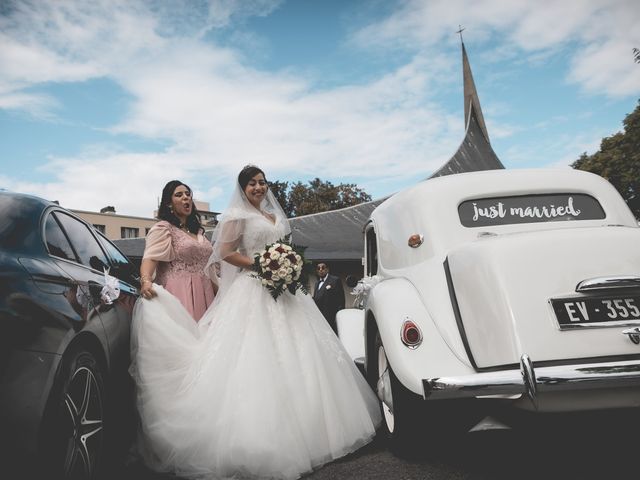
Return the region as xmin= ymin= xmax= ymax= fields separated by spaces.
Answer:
xmin=130 ymin=165 xmax=381 ymax=479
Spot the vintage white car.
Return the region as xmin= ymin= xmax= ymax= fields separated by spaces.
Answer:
xmin=338 ymin=167 xmax=640 ymax=449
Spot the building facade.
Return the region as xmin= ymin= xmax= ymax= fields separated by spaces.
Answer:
xmin=75 ymin=200 xmax=218 ymax=241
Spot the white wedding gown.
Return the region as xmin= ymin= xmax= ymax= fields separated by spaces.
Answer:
xmin=130 ymin=214 xmax=381 ymax=480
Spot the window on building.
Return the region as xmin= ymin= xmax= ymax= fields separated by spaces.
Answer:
xmin=121 ymin=227 xmax=139 ymax=239
xmin=93 ymin=224 xmax=106 ymax=234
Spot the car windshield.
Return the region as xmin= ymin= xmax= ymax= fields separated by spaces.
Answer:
xmin=458 ymin=193 xmax=605 ymax=227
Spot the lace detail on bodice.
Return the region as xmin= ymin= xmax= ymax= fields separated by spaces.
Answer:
xmin=156 ymin=226 xmax=213 ymax=284
xmin=239 ymin=215 xmax=287 ymax=257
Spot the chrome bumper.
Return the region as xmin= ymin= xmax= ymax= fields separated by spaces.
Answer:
xmin=423 ymin=354 xmax=640 ymax=407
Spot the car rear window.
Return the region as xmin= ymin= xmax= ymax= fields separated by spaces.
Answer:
xmin=0 ymin=195 xmax=40 ymax=250
xmin=458 ymin=193 xmax=605 ymax=227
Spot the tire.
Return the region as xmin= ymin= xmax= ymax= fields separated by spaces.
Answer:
xmin=371 ymin=330 xmax=480 ymax=458
xmin=41 ymin=348 xmax=106 ymax=480
xmin=372 ymin=331 xmax=425 ymax=456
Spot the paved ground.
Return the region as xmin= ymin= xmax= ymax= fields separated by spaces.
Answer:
xmin=117 ymin=410 xmax=639 ymax=480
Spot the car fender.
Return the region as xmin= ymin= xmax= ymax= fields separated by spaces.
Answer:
xmin=366 ymin=277 xmax=475 ymax=396
xmin=54 ymin=314 xmax=110 ymax=373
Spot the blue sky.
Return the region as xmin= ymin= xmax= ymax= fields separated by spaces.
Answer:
xmin=1 ymin=0 xmax=639 ymax=217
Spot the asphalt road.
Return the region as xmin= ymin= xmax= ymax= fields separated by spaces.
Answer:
xmin=119 ymin=410 xmax=639 ymax=480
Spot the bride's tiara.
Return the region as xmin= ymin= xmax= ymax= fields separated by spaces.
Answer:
xmin=241 ymin=164 xmax=261 ymax=171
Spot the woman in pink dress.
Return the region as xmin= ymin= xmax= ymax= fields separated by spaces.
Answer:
xmin=138 ymin=180 xmax=216 ymax=321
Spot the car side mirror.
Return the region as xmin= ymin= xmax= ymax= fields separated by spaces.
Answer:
xmin=89 ymin=256 xmax=109 ymax=272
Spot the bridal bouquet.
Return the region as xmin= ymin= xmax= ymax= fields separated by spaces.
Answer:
xmin=252 ymin=235 xmax=311 ymax=301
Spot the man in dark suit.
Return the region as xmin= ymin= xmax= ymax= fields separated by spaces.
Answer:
xmin=313 ymin=263 xmax=345 ymax=334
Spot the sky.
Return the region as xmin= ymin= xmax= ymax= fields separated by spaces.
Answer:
xmin=1 ymin=0 xmax=639 ymax=217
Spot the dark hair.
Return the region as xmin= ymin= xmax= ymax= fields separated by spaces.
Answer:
xmin=238 ymin=165 xmax=266 ymax=190
xmin=157 ymin=180 xmax=203 ymax=234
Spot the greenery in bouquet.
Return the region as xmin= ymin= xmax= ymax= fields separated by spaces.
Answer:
xmin=252 ymin=234 xmax=311 ymax=300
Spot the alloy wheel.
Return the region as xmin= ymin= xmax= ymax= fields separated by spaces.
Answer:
xmin=60 ymin=365 xmax=104 ymax=479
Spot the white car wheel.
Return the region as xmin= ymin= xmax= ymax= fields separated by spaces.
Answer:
xmin=377 ymin=343 xmax=395 ymax=433
xmin=372 ymin=330 xmax=425 ymax=456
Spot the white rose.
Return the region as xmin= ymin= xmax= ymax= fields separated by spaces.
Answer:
xmin=293 ymin=271 xmax=301 ymax=280
xmin=270 ymin=251 xmax=281 ymax=260
xmin=277 ymin=267 xmax=289 ymax=278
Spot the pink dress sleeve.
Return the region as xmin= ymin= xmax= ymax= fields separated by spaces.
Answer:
xmin=143 ymin=221 xmax=175 ymax=262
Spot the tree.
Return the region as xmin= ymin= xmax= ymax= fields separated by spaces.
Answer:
xmin=571 ymin=99 xmax=640 ymax=218
xmin=267 ymin=180 xmax=291 ymax=216
xmin=269 ymin=177 xmax=372 ymax=217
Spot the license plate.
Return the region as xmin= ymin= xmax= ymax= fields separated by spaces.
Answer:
xmin=551 ymin=295 xmax=640 ymax=328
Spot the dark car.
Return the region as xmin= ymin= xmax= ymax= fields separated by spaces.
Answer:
xmin=0 ymin=191 xmax=139 ymax=479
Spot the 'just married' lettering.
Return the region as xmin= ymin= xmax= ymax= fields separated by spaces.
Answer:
xmin=472 ymin=197 xmax=582 ymax=222
xmin=459 ymin=193 xmax=604 ymax=227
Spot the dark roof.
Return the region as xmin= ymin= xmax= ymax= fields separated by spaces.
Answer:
xmin=112 ymin=237 xmax=145 ymax=259
xmin=290 ymin=200 xmax=381 ymax=261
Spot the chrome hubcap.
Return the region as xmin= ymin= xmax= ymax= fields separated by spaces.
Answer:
xmin=377 ymin=345 xmax=395 ymax=433
xmin=61 ymin=366 xmax=103 ymax=479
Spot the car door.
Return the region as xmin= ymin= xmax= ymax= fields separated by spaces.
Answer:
xmin=47 ymin=211 xmax=113 ymax=354
xmin=42 ymin=211 xmax=105 ymax=338
xmin=94 ymin=231 xmax=138 ymax=372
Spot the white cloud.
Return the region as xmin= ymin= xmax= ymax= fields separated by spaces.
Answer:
xmin=0 ymin=90 xmax=58 ymax=119
xmin=353 ymin=0 xmax=640 ymax=98
xmin=205 ymin=0 xmax=284 ymax=29
xmin=1 ymin=0 xmax=638 ymax=216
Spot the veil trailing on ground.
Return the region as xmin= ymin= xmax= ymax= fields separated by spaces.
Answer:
xmin=205 ymin=181 xmax=290 ymax=302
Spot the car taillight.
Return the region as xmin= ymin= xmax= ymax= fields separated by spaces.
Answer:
xmin=401 ymin=319 xmax=422 ymax=348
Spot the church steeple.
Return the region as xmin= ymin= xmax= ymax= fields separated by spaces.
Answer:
xmin=429 ymin=34 xmax=504 ymax=178
xmin=462 ymin=40 xmax=490 ymax=143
